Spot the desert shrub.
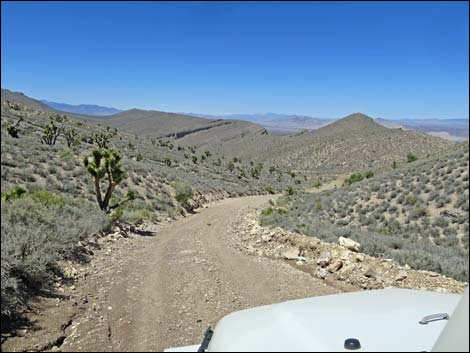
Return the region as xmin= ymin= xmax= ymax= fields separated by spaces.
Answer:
xmin=435 ymin=195 xmax=451 ymax=208
xmin=409 ymin=207 xmax=427 ymax=220
xmin=405 ymin=194 xmax=418 ymax=205
xmin=434 ymin=217 xmax=449 ymax=228
xmin=1 ymin=185 xmax=27 ymax=201
xmin=370 ymin=183 xmax=380 ymax=192
xmin=264 ymin=185 xmax=275 ymax=194
xmin=6 ymin=117 xmax=22 ymax=138
xmin=345 ymin=173 xmax=363 ymax=185
xmin=365 ymin=171 xmax=374 ymax=179
xmin=59 ymin=149 xmax=73 ymax=161
xmin=1 ymin=190 xmax=109 ymax=317
xmin=262 ymin=207 xmax=273 ymax=216
xmin=313 ymin=180 xmax=322 ymax=188
xmin=407 ymin=153 xmax=418 ymax=163
xmin=173 ymin=182 xmax=193 ymax=210
xmin=114 ymin=199 xmax=157 ymax=223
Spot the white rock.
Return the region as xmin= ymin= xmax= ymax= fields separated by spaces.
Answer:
xmin=355 ymin=254 xmax=365 ymax=262
xmin=339 ymin=237 xmax=360 ymax=252
xmin=282 ymin=248 xmax=300 ymax=260
xmin=395 ymin=270 xmax=408 ymax=281
xmin=316 ymin=267 xmax=329 ymax=279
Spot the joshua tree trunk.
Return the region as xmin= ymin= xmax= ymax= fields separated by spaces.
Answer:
xmin=102 ymin=183 xmax=115 ymax=211
xmin=94 ymin=177 xmax=105 ymax=210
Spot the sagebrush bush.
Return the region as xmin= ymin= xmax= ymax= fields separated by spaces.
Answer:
xmin=1 ymin=189 xmax=109 ymax=317
xmin=173 ymin=182 xmax=194 ymax=210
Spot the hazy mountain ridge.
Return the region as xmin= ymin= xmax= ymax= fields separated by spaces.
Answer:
xmin=185 ymin=112 xmax=332 ymax=134
xmin=4 ymin=89 xmax=466 ymax=140
xmin=40 ymin=99 xmax=122 ymax=116
xmin=187 ymin=111 xmax=468 ymax=140
xmin=376 ymin=118 xmax=469 ymax=141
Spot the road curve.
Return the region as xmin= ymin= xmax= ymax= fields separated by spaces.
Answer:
xmin=62 ymin=194 xmax=339 ymax=352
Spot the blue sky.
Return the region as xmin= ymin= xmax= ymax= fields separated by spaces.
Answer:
xmin=1 ymin=1 xmax=468 ymax=119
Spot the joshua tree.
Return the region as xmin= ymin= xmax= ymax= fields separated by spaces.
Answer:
xmin=83 ymin=148 xmax=135 ymax=211
xmin=6 ymin=117 xmax=23 ymax=138
xmin=250 ymin=167 xmax=260 ymax=179
xmin=64 ymin=127 xmax=80 ymax=148
xmin=286 ymin=186 xmax=295 ymax=195
xmin=227 ymin=161 xmax=235 ymax=172
xmin=42 ymin=120 xmax=63 ymax=145
xmin=92 ymin=131 xmax=113 ymax=148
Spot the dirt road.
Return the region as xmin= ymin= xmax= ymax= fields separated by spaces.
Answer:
xmin=58 ymin=194 xmax=339 ymax=352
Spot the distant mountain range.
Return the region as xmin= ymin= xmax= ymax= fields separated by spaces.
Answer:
xmin=184 ymin=113 xmax=332 ymax=135
xmin=375 ymin=118 xmax=469 ymax=141
xmin=40 ymin=100 xmax=122 ymax=116
xmin=186 ymin=112 xmax=468 ymax=141
xmin=20 ymin=94 xmax=470 ymax=141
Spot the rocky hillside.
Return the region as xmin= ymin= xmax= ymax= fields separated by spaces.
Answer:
xmin=268 ymin=113 xmax=453 ymax=177
xmin=260 ymin=143 xmax=469 ymax=282
xmin=1 ymin=100 xmax=299 ymax=207
xmin=1 ymin=89 xmax=56 ymax=113
xmin=91 ymin=108 xmax=266 ymax=139
xmin=205 ymin=113 xmax=453 ymax=182
xmin=0 ymin=98 xmax=301 ymax=317
xmin=2 ymin=89 xmax=271 ymax=151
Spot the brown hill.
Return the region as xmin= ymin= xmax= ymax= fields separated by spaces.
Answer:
xmin=202 ymin=112 xmax=453 ymax=180
xmin=1 ymin=88 xmax=56 ymax=113
xmin=96 ymin=108 xmax=267 ymax=141
xmin=312 ymin=112 xmax=388 ymax=138
xmin=1 ymin=89 xmax=268 ymax=146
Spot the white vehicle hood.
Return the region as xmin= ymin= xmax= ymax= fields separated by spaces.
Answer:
xmin=207 ymin=288 xmax=461 ymax=352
